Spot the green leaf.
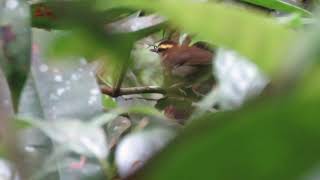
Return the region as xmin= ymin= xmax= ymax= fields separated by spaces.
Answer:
xmin=49 ymin=14 xmax=164 ymax=91
xmin=0 ymin=68 xmax=14 ymax=160
xmin=132 ymin=89 xmax=320 ymax=180
xmin=0 ymin=0 xmax=31 ymax=108
xmin=103 ymin=95 xmax=117 ymax=109
xmin=35 ymin=0 xmax=165 ymax=91
xmin=17 ymin=29 xmax=108 ymax=179
xmin=0 ymin=144 xmax=9 ymax=158
xmin=13 ymin=117 xmax=32 ymax=130
xmin=277 ymin=13 xmax=304 ymax=28
xmin=242 ymin=0 xmax=312 ymax=16
xmin=31 ymin=2 xmax=136 ymax=30
xmin=127 ymin=106 xmax=164 ymax=118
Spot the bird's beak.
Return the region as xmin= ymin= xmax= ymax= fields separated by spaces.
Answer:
xmin=150 ymin=48 xmax=158 ymax=53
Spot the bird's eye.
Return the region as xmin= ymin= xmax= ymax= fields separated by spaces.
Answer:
xmin=157 ymin=47 xmax=166 ymax=52
xmin=155 ymin=44 xmax=174 ymax=52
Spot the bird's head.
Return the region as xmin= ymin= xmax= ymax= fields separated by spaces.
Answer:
xmin=150 ymin=40 xmax=177 ymax=54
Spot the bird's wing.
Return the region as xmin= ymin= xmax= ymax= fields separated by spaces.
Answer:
xmin=174 ymin=47 xmax=213 ymax=66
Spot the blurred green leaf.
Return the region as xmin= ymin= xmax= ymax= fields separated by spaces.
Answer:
xmin=132 ymin=85 xmax=320 ymax=179
xmin=31 ymin=2 xmax=136 ymax=30
xmin=242 ymin=0 xmax=312 ymax=16
xmin=17 ymin=29 xmax=108 ymax=179
xmin=0 ymin=0 xmax=31 ymax=108
xmin=50 ymin=22 xmax=164 ymax=91
xmin=0 ymin=70 xmax=15 ymax=163
xmin=21 ymin=118 xmax=109 ymax=159
xmin=127 ymin=106 xmax=164 ymax=118
xmin=91 ymin=105 xmax=165 ymax=127
xmin=102 ymin=95 xmax=117 ymax=109
xmin=0 ymin=145 xmax=9 ymax=158
xmin=97 ymin=0 xmax=296 ymax=75
xmin=13 ymin=117 xmax=32 ymax=130
xmin=35 ymin=0 xmax=165 ymax=91
xmin=277 ymin=13 xmax=304 ymax=28
xmin=0 ymin=67 xmax=14 ymax=126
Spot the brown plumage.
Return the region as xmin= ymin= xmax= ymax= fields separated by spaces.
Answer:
xmin=162 ymin=45 xmax=213 ymax=77
xmin=151 ymin=40 xmax=216 ymax=123
xmin=151 ymin=40 xmax=215 ymax=90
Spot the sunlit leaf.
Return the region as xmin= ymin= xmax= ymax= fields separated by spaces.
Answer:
xmin=241 ymin=0 xmax=312 ymax=16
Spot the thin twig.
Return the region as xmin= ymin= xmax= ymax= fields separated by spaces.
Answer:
xmin=123 ymin=96 xmax=161 ymax=101
xmin=100 ymin=85 xmax=166 ymax=97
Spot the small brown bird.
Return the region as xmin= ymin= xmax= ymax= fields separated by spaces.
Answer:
xmin=151 ymin=40 xmax=215 ymax=95
xmin=151 ymin=40 xmax=216 ymax=123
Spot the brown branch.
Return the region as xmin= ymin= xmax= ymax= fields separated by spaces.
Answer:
xmin=100 ymin=85 xmax=166 ymax=97
xmin=123 ymin=97 xmax=161 ymax=101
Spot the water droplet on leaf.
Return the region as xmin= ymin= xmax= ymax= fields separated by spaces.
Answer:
xmin=56 ymin=88 xmax=65 ymax=96
xmin=6 ymin=0 xmax=18 ymax=9
xmin=80 ymin=58 xmax=87 ymax=65
xmin=54 ymin=75 xmax=63 ymax=82
xmin=39 ymin=64 xmax=48 ymax=72
xmin=71 ymin=74 xmax=79 ymax=81
xmin=90 ymin=88 xmax=99 ymax=95
xmin=88 ymin=96 xmax=97 ymax=105
xmin=49 ymin=94 xmax=59 ymax=101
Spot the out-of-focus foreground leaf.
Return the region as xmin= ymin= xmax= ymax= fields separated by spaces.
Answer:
xmin=32 ymin=1 xmax=165 ymax=91
xmin=241 ymin=0 xmax=312 ymax=16
xmin=31 ymin=1 xmax=165 ymax=59
xmin=48 ymin=21 xmax=164 ymax=93
xmin=31 ymin=1 xmax=136 ymax=30
xmin=97 ymin=0 xmax=296 ymax=75
xmin=17 ymin=29 xmax=106 ymax=180
xmin=0 ymin=0 xmax=31 ymax=108
xmin=0 ymin=67 xmax=20 ymax=178
xmin=0 ymin=67 xmax=14 ymax=153
xmin=130 ymin=71 xmax=320 ymax=180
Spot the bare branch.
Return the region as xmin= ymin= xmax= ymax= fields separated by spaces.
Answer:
xmin=100 ymin=85 xmax=166 ymax=97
